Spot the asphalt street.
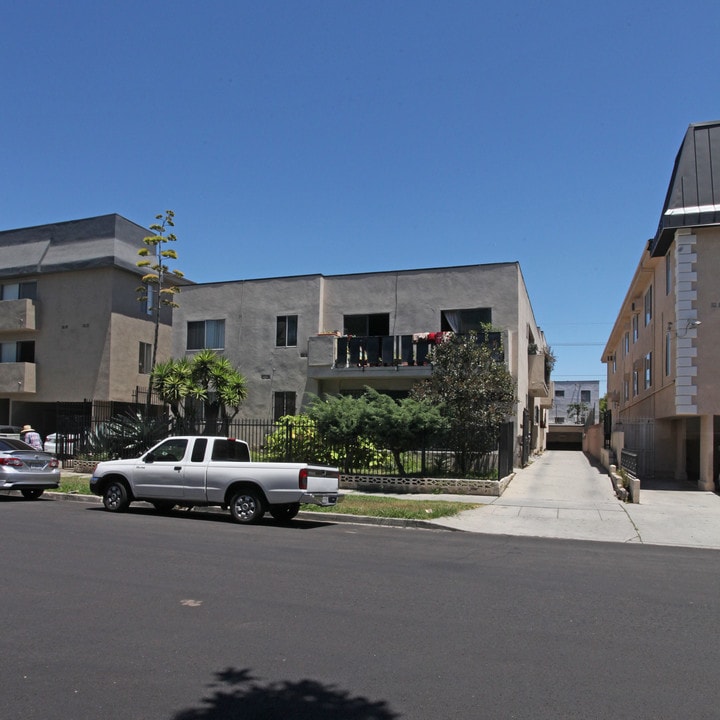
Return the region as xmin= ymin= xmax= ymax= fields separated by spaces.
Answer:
xmin=1 ymin=497 xmax=720 ymax=719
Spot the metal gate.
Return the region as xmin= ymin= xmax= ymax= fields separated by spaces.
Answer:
xmin=497 ymin=421 xmax=514 ymax=479
xmin=619 ymin=418 xmax=655 ymax=480
xmin=521 ymin=408 xmax=531 ymax=466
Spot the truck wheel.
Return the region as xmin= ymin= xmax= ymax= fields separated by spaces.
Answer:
xmin=270 ymin=503 xmax=300 ymax=522
xmin=103 ymin=481 xmax=130 ymax=512
xmin=229 ymin=489 xmax=265 ymax=524
xmin=21 ymin=488 xmax=44 ymax=500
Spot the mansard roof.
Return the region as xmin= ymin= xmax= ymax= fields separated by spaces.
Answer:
xmin=650 ymin=120 xmax=720 ymax=257
xmin=0 ymin=214 xmax=157 ymax=279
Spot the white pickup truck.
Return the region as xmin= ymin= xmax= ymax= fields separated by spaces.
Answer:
xmin=89 ymin=436 xmax=341 ymax=524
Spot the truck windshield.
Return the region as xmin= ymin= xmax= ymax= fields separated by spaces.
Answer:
xmin=211 ymin=440 xmax=250 ymax=462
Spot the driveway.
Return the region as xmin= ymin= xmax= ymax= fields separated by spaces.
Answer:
xmin=431 ymin=450 xmax=720 ymax=548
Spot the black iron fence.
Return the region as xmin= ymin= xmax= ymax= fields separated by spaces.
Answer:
xmin=621 ymin=449 xmax=638 ymax=478
xmin=53 ymin=401 xmax=513 ymax=479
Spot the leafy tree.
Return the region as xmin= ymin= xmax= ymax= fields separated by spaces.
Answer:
xmin=151 ymin=351 xmax=247 ymax=435
xmin=567 ymin=402 xmax=589 ymax=424
xmin=412 ymin=331 xmax=515 ymax=475
xmin=361 ymin=387 xmax=446 ymax=475
xmin=599 ymin=394 xmax=608 ymax=425
xmin=307 ymin=393 xmax=374 ymax=473
xmin=137 ymin=210 xmax=185 ymax=372
xmin=263 ymin=415 xmax=337 ymax=465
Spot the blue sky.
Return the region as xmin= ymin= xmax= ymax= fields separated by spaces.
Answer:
xmin=3 ymin=1 xmax=720 ymax=393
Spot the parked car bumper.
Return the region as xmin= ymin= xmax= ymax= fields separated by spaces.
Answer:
xmin=0 ymin=474 xmax=60 ymax=491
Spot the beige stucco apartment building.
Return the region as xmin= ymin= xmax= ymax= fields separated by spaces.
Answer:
xmin=603 ymin=121 xmax=720 ymax=491
xmin=172 ymin=262 xmax=553 ymax=462
xmin=0 ymin=214 xmax=177 ymax=437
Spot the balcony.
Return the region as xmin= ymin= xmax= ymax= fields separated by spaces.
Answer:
xmin=528 ymin=352 xmax=551 ymax=398
xmin=0 ymin=362 xmax=36 ymax=394
xmin=307 ymin=332 xmax=504 ymax=380
xmin=0 ymin=298 xmax=36 ymax=333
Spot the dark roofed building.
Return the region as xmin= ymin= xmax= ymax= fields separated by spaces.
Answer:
xmin=603 ymin=121 xmax=720 ymax=491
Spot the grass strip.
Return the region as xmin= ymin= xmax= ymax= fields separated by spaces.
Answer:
xmin=303 ymin=494 xmax=481 ymax=520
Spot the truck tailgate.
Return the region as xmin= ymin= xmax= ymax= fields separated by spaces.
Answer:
xmin=306 ymin=465 xmax=339 ymax=493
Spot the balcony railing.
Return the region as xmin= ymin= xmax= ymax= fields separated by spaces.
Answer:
xmin=308 ymin=332 xmax=504 ymax=370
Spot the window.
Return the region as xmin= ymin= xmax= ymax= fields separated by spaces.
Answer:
xmin=612 ymin=354 xmax=617 ymax=373
xmin=144 ymin=284 xmax=156 ymax=316
xmin=343 ymin=313 xmax=389 ymax=336
xmin=554 ymin=417 xmax=565 ymax=424
xmin=665 ymin=330 xmax=672 ymax=376
xmin=644 ymin=286 xmax=653 ymax=326
xmin=580 ymin=390 xmax=591 ymax=403
xmin=0 ymin=341 xmax=34 ymax=363
xmin=273 ymin=391 xmax=296 ymax=420
xmin=187 ymin=320 xmax=225 ymax=350
xmin=147 ymin=438 xmax=188 ymax=462
xmin=191 ymin=438 xmax=208 ymax=463
xmin=624 ymin=378 xmax=629 ymax=402
xmin=138 ymin=342 xmax=152 ymax=374
xmin=276 ymin=315 xmax=298 ymax=347
xmin=1 ymin=281 xmax=36 ymax=301
xmin=555 ymin=390 xmax=565 ymax=398
xmin=440 ymin=308 xmax=492 ymax=334
xmin=644 ymin=352 xmax=652 ymax=389
xmin=211 ymin=439 xmax=250 ymax=462
xmin=632 ymin=315 xmax=638 ymax=343
xmin=624 ymin=332 xmax=630 ymax=355
xmin=632 ymin=369 xmax=639 ymax=397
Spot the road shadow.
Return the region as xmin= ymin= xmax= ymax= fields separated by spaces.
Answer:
xmin=84 ymin=504 xmax=337 ymax=530
xmin=171 ymin=667 xmax=399 ymax=720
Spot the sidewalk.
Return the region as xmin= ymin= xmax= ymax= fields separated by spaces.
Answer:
xmin=428 ymin=451 xmax=720 ymax=549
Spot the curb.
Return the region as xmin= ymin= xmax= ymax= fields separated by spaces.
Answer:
xmin=46 ymin=492 xmax=454 ymax=531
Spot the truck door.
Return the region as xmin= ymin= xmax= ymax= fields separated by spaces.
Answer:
xmin=181 ymin=437 xmax=209 ymax=502
xmin=133 ymin=438 xmax=189 ymax=499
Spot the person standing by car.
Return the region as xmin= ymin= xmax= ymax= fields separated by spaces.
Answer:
xmin=21 ymin=425 xmax=42 ymax=450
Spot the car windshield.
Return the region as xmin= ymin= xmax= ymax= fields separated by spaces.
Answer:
xmin=0 ymin=438 xmax=36 ymax=451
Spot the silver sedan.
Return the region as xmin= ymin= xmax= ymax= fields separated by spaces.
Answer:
xmin=0 ymin=438 xmax=60 ymax=499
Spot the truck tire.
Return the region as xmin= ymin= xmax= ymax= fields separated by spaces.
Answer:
xmin=270 ymin=502 xmax=300 ymax=522
xmin=103 ymin=481 xmax=130 ymax=512
xmin=229 ymin=489 xmax=265 ymax=524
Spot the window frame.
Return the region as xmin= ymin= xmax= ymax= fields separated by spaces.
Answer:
xmin=187 ymin=319 xmax=225 ymax=350
xmin=0 ymin=340 xmax=35 ymax=363
xmin=276 ymin=315 xmax=298 ymax=347
xmin=138 ymin=342 xmax=153 ymax=374
xmin=273 ymin=391 xmax=296 ymax=421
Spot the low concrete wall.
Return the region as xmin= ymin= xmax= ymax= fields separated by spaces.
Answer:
xmin=608 ymin=464 xmax=640 ymax=503
xmin=340 ymin=473 xmax=515 ymax=497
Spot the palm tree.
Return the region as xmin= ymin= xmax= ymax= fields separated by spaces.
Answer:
xmin=151 ymin=351 xmax=247 ymax=435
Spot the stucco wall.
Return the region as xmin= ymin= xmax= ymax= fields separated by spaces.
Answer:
xmin=173 ymin=264 xmax=549 ymax=453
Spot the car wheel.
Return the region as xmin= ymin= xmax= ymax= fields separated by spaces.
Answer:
xmin=103 ymin=481 xmax=130 ymax=512
xmin=21 ymin=488 xmax=44 ymax=500
xmin=229 ymin=489 xmax=265 ymax=524
xmin=270 ymin=502 xmax=300 ymax=522
xmin=151 ymin=501 xmax=176 ymax=514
